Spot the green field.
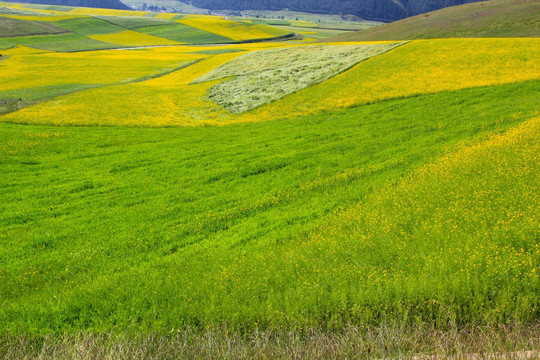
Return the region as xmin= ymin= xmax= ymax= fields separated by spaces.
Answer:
xmin=3 ymin=32 xmax=118 ymax=51
xmin=54 ymin=17 xmax=125 ymax=35
xmin=136 ymin=23 xmax=232 ymax=43
xmin=0 ymin=0 xmax=539 ymax=358
xmin=1 ymin=80 xmax=538 ymax=335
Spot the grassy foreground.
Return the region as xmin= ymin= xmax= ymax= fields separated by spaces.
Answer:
xmin=1 ymin=324 xmax=539 ymax=359
xmin=1 ymin=80 xmax=538 ymax=335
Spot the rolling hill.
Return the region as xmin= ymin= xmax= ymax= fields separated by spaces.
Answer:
xmin=0 ymin=2 xmax=292 ymax=52
xmin=329 ymin=0 xmax=540 ymax=41
xmin=0 ymin=1 xmax=539 ymax=358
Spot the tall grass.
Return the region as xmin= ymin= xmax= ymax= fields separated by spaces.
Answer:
xmin=1 ymin=324 xmax=539 ymax=359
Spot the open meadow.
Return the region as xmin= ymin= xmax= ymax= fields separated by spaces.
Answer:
xmin=0 ymin=1 xmax=539 ymax=358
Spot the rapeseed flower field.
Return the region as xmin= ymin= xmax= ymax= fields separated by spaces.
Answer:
xmin=240 ymin=38 xmax=540 ymax=122
xmin=2 ymin=38 xmax=538 ymax=126
xmin=3 ymin=14 xmax=82 ymax=21
xmin=178 ymin=15 xmax=290 ymax=40
xmin=1 ymin=47 xmax=204 ymax=93
xmin=67 ymin=7 xmax=148 ymax=16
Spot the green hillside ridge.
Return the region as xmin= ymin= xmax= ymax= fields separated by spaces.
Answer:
xmin=329 ymin=0 xmax=540 ymax=41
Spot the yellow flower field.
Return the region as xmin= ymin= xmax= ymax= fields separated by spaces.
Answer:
xmin=290 ymin=20 xmax=318 ymax=28
xmin=236 ymin=38 xmax=540 ymax=123
xmin=177 ymin=15 xmax=290 ymax=40
xmin=1 ymin=38 xmax=538 ymax=127
xmin=0 ymin=51 xmax=244 ymax=126
xmin=155 ymin=13 xmax=178 ymax=20
xmin=0 ymin=47 xmax=206 ymax=92
xmin=89 ymin=30 xmax=182 ymax=46
xmin=68 ymin=7 xmax=148 ymax=16
xmin=0 ymin=45 xmax=50 ymax=55
xmin=3 ymin=14 xmax=84 ymax=21
xmin=146 ymin=51 xmax=247 ymax=85
xmin=280 ymin=113 xmax=540 ymax=316
xmin=6 ymin=3 xmax=56 ymax=14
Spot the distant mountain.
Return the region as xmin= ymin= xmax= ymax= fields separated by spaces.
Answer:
xmin=16 ymin=0 xmax=130 ymax=10
xmin=328 ymin=0 xmax=540 ymax=41
xmin=185 ymin=0 xmax=482 ymax=22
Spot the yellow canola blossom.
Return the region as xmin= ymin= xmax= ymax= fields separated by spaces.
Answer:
xmin=145 ymin=51 xmax=246 ymax=85
xmin=3 ymin=14 xmax=84 ymax=21
xmin=178 ymin=15 xmax=289 ymax=41
xmin=304 ymin=114 xmax=540 ymax=300
xmin=233 ymin=42 xmax=294 ymax=50
xmin=1 ymin=38 xmax=538 ymax=127
xmin=0 ymin=79 xmax=225 ymax=127
xmin=6 ymin=3 xmax=57 ymax=14
xmin=155 ymin=13 xmax=178 ymax=20
xmin=0 ymin=51 xmax=243 ymax=126
xmin=89 ymin=30 xmax=182 ymax=46
xmin=0 ymin=45 xmax=50 ymax=55
xmin=68 ymin=7 xmax=148 ymax=16
xmin=1 ymin=46 xmax=204 ymax=92
xmin=290 ymin=20 xmax=318 ymax=28
xmin=235 ymin=38 xmax=540 ymax=123
xmin=341 ymin=114 xmax=540 ymax=249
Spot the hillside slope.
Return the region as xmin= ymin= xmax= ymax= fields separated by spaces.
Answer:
xmin=329 ymin=0 xmax=540 ymax=41
xmin=10 ymin=0 xmax=483 ymax=22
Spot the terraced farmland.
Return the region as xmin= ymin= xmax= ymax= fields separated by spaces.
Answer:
xmin=0 ymin=0 xmax=539 ymax=358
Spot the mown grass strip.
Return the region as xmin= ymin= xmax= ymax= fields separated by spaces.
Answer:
xmin=193 ymin=43 xmax=401 ymax=113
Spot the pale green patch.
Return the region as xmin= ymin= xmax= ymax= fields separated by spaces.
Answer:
xmin=193 ymin=43 xmax=401 ymax=113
